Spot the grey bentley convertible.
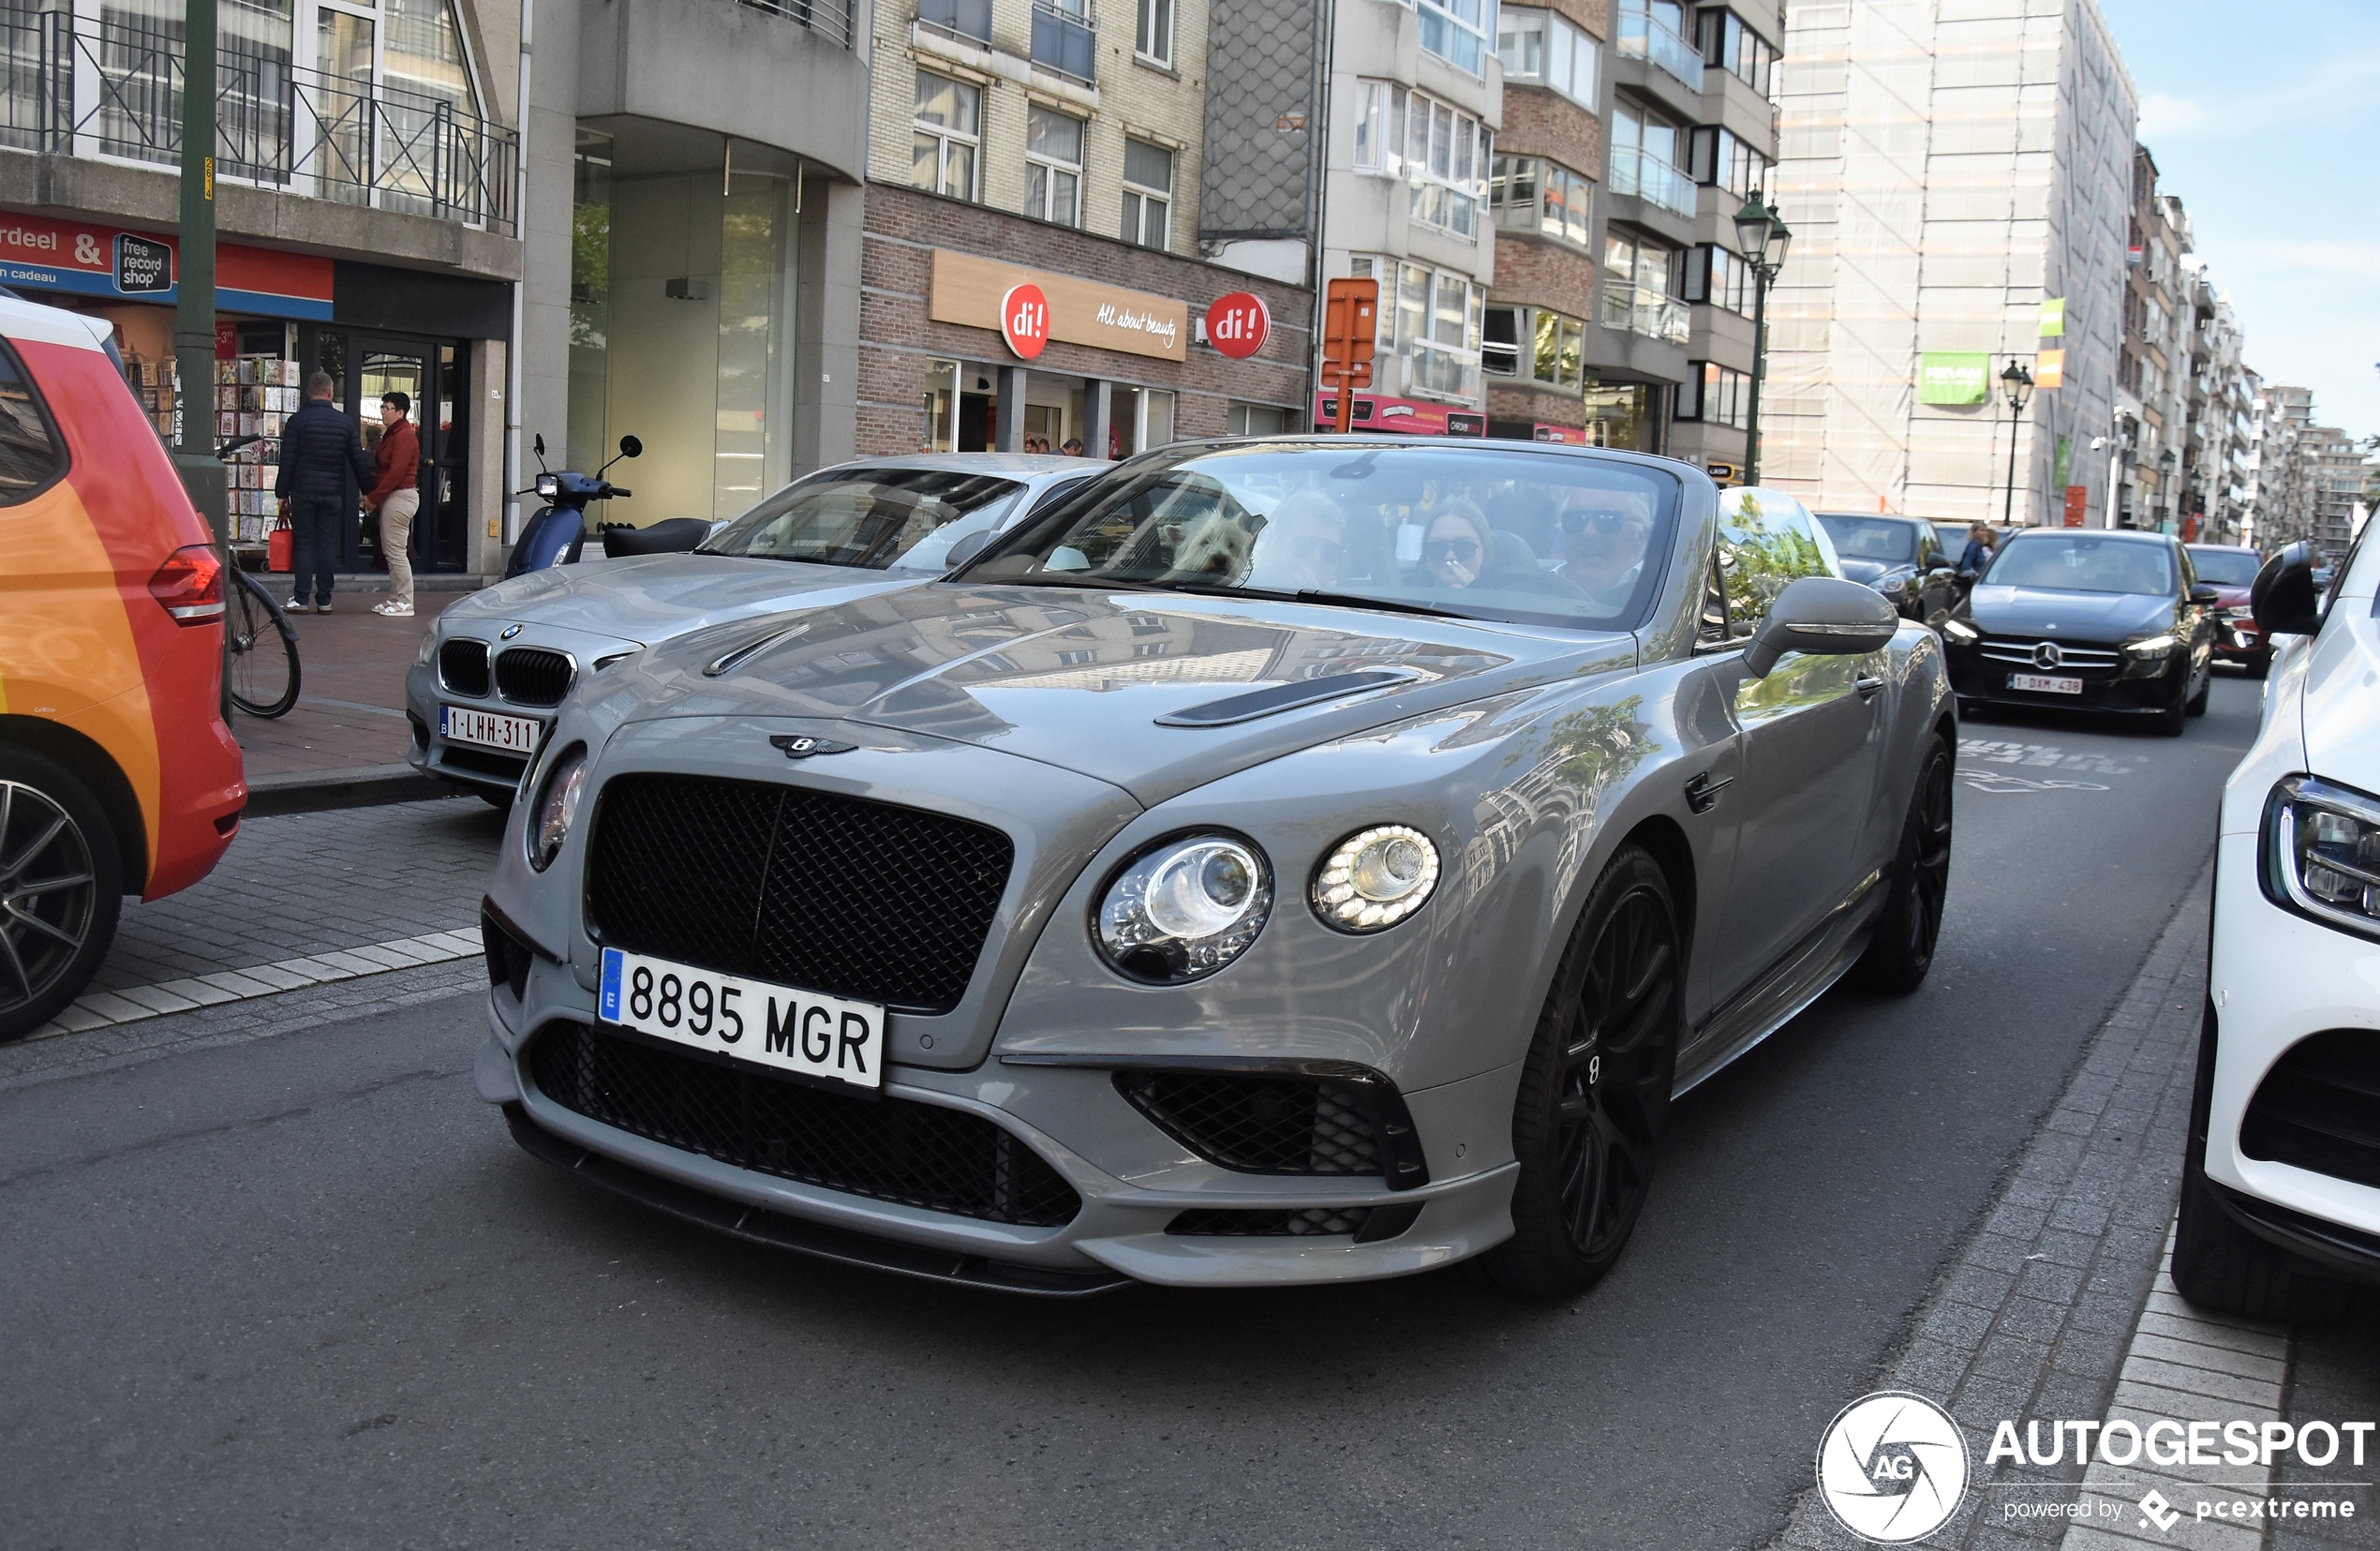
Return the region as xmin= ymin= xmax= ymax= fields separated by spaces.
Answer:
xmin=475 ymin=439 xmax=1955 ymax=1297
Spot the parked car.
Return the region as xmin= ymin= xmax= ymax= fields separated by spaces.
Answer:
xmin=0 ymin=293 xmax=246 ymax=1039
xmin=475 ymin=440 xmax=1953 ymax=1297
xmin=2185 ymin=543 xmax=2271 ymax=677
xmin=1941 ymin=527 xmax=2217 ymax=735
xmin=408 ymin=454 xmax=1098 ymax=803
xmin=1817 ymin=512 xmax=1958 ymax=628
xmin=2172 ymin=535 xmax=2380 ymax=1320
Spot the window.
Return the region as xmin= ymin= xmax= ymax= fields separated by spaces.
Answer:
xmin=1228 ymin=402 xmax=1290 ymax=436
xmin=1483 ymin=304 xmax=1585 ymax=390
xmin=1350 ymin=82 xmax=1490 ymax=238
xmin=0 ymin=342 xmax=64 ymax=498
xmin=1490 ymin=156 xmax=1593 ymax=247
xmin=1677 ymin=361 xmax=1749 ymax=428
xmin=1135 ymin=0 xmax=1174 ymax=63
xmin=918 ymin=0 xmax=993 ymax=44
xmin=1412 ymin=0 xmax=1491 ymax=74
xmin=1682 ymin=245 xmax=1754 ymax=314
xmin=911 ymin=71 xmax=980 ymax=200
xmin=1496 ymin=7 xmax=1599 ymax=110
xmin=1025 ymin=107 xmax=1083 ymax=226
xmin=1123 ymin=139 xmax=1173 ymax=248
xmin=1611 ymin=99 xmax=1694 ymax=216
xmin=1602 ymin=231 xmax=1689 ymax=344
xmin=1698 ymin=8 xmax=1777 ymax=96
xmin=1688 ymin=126 xmax=1769 ymax=199
xmin=1617 ymin=0 xmax=1703 ymax=90
xmin=1366 ymin=257 xmax=1483 ymax=399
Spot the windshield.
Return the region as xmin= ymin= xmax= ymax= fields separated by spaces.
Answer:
xmin=1982 ymin=534 xmax=2177 ymax=596
xmin=963 ymin=441 xmax=1681 ymax=630
xmin=2186 ymin=547 xmax=2260 ymax=587
xmin=1816 ymin=515 xmax=1916 ymax=564
xmin=701 ymin=469 xmax=1026 ymax=573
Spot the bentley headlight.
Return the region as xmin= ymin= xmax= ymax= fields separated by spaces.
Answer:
xmin=1313 ymin=825 xmax=1441 ymax=932
xmin=1095 ymin=834 xmax=1272 ymax=983
xmin=1942 ymin=619 xmax=1979 ymax=643
xmin=2124 ymin=633 xmax=2180 ymax=656
xmin=526 ymin=744 xmax=588 ymax=872
xmin=2265 ymin=775 xmax=2380 ymax=940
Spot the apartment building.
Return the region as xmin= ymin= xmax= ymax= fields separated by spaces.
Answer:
xmin=2178 ymin=258 xmax=2248 ymax=544
xmin=0 ymin=0 xmax=521 ymax=574
xmin=854 ymin=0 xmax=1310 ymax=459
xmin=1764 ymin=0 xmax=2136 ymax=526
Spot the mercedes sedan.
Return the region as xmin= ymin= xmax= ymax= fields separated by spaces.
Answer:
xmin=474 ymin=441 xmax=1955 ymax=1297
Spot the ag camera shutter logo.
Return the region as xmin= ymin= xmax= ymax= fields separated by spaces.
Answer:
xmin=1818 ymin=1392 xmax=1971 ymax=1543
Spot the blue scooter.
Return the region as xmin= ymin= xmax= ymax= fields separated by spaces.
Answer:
xmin=503 ymin=433 xmax=641 ymax=579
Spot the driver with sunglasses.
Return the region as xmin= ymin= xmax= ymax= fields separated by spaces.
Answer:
xmin=1557 ymin=493 xmax=1654 ymax=611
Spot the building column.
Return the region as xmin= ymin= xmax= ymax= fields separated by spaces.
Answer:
xmin=1081 ymin=378 xmax=1111 ymax=460
xmin=996 ymin=365 xmax=1028 ymax=453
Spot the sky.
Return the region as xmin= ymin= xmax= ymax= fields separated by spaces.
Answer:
xmin=2093 ymin=0 xmax=2379 ymax=445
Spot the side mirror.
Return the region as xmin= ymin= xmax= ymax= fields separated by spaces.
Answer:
xmin=2187 ymin=583 xmax=2221 ymax=605
xmin=2251 ymin=542 xmax=2324 ymax=637
xmin=618 ymin=434 xmax=643 ymax=459
xmin=1743 ymin=576 xmax=1901 ymax=678
xmin=532 ymin=433 xmax=545 ymax=460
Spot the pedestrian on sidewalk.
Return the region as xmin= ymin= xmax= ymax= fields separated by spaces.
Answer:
xmin=1957 ymin=522 xmax=1997 ymax=576
xmin=364 ymin=392 xmax=422 ymax=619
xmin=273 ymin=372 xmax=372 ymax=615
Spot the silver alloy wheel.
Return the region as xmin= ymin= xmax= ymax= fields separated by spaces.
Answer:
xmin=0 ymin=779 xmax=99 ymax=1018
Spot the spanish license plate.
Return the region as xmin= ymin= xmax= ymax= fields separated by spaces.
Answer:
xmin=2007 ymin=673 xmax=2082 ymax=695
xmin=439 ymin=704 xmax=543 ymax=753
xmin=598 ymin=947 xmax=885 ymax=1091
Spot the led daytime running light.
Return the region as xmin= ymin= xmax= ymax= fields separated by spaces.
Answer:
xmin=1313 ymin=825 xmax=1441 ymax=932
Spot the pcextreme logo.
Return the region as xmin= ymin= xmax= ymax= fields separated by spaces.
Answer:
xmin=1818 ymin=1393 xmax=1971 ymax=1543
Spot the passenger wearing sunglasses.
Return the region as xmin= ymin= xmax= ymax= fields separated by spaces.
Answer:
xmin=1415 ymin=504 xmax=1494 ymax=590
xmin=1557 ymin=496 xmax=1653 ymax=610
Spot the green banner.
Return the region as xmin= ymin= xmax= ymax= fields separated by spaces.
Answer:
xmin=2054 ymin=435 xmax=2072 ymax=486
xmin=1919 ymin=352 xmax=1990 ymax=405
xmin=2038 ymin=297 xmax=2065 ymax=337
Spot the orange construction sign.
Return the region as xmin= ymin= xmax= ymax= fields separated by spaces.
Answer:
xmin=1320 ymin=277 xmax=1377 ymax=434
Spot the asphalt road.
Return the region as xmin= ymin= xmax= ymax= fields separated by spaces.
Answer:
xmin=0 ymin=674 xmax=2268 ymax=1551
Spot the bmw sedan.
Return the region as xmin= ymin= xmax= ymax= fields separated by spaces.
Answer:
xmin=408 ymin=455 xmax=1098 ymax=803
xmin=475 ymin=440 xmax=1954 ymax=1297
xmin=1941 ymin=528 xmax=2218 ymax=735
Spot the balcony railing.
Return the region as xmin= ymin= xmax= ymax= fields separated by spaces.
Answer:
xmin=1031 ymin=1 xmax=1095 ymax=81
xmin=915 ymin=0 xmax=991 ymax=47
xmin=1599 ymin=282 xmax=1690 ymax=345
xmin=1615 ymin=8 xmax=1704 ymax=91
xmin=1608 ymin=147 xmax=1697 ymax=217
xmin=0 ymin=13 xmax=515 ymax=234
xmin=739 ymin=0 xmax=860 ymax=50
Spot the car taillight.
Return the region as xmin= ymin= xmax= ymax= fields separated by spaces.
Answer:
xmin=148 ymin=544 xmax=224 ymax=624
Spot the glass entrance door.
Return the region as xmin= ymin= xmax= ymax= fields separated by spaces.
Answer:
xmin=305 ymin=327 xmax=466 ymax=574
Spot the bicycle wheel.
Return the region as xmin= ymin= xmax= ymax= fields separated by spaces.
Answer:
xmin=227 ymin=569 xmax=301 ymax=718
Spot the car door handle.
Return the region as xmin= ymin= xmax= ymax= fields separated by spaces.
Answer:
xmin=1855 ymin=674 xmax=1885 ymax=700
xmin=1685 ymin=770 xmax=1734 ymax=813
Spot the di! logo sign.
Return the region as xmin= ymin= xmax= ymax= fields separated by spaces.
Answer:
xmin=1205 ymin=291 xmax=1271 ymax=359
xmin=1000 ymin=283 xmax=1049 ymax=360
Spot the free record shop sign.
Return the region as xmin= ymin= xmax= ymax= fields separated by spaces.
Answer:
xmin=930 ymin=250 xmax=1187 ymax=364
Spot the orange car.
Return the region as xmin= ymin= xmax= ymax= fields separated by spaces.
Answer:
xmin=0 ymin=293 xmax=245 ymax=1039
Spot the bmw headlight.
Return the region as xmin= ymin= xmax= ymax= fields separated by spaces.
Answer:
xmin=2265 ymin=775 xmax=2380 ymax=940
xmin=526 ymin=744 xmax=588 ymax=872
xmin=1313 ymin=825 xmax=1441 ymax=932
xmin=1942 ymin=619 xmax=1979 ymax=643
xmin=416 ymin=628 xmax=438 ymax=666
xmin=1095 ymin=834 xmax=1272 ymax=983
xmin=2124 ymin=633 xmax=2180 ymax=656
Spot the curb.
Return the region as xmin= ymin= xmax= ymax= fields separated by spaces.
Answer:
xmin=244 ymin=763 xmax=469 ymax=817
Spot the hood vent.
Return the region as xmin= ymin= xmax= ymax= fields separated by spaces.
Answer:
xmin=1153 ymin=670 xmax=1418 ymax=728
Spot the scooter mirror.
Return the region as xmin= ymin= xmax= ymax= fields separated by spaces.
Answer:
xmin=618 ymin=435 xmax=643 ymax=459
xmin=533 ymin=433 xmax=545 ymax=460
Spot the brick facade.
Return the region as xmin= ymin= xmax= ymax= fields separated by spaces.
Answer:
xmin=1492 ymin=227 xmax=1599 ymax=321
xmin=1498 ymin=83 xmax=1605 ymax=179
xmin=1488 ymin=379 xmax=1587 ymax=434
xmin=858 ymin=184 xmax=1312 ymax=456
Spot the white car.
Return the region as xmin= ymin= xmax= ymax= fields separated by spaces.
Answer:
xmin=2174 ymin=533 xmax=2380 ymax=1320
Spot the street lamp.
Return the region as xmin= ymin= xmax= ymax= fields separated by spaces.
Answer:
xmin=2000 ymin=359 xmax=2033 ymax=529
xmin=1733 ymin=192 xmax=1792 ymax=485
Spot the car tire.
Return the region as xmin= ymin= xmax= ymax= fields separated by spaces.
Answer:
xmin=1853 ymin=733 xmax=1953 ymax=993
xmin=0 ymin=748 xmax=125 ymax=1043
xmin=2170 ymin=1007 xmax=2348 ymax=1324
xmin=2155 ymin=679 xmax=2188 ymax=738
xmin=1477 ymin=843 xmax=1681 ymax=1299
xmin=2185 ymin=664 xmax=2210 ymax=717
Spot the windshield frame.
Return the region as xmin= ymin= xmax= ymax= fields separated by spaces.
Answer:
xmin=953 ymin=438 xmax=1688 ymax=634
xmin=697 ymin=465 xmax=1031 ymax=574
xmin=1978 ymin=533 xmax=2179 ymax=597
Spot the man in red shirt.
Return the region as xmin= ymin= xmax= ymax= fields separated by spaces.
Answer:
xmin=365 ymin=391 xmax=423 ymax=618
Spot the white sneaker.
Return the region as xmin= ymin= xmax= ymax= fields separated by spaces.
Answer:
xmin=373 ymin=600 xmax=414 ymax=618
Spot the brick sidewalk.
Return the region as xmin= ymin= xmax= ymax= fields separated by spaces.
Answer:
xmin=230 ymin=585 xmax=477 ymax=782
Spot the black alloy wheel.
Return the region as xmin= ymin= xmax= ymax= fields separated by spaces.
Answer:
xmin=1480 ymin=844 xmax=1680 ymax=1297
xmin=1854 ymin=733 xmax=1953 ymax=992
xmin=0 ymin=751 xmax=124 ymax=1041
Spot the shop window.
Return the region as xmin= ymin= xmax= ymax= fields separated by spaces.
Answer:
xmin=0 ymin=342 xmax=64 ymax=500
xmin=1135 ymin=0 xmax=1173 ymax=65
xmin=1025 ymin=107 xmax=1084 ymax=226
xmin=913 ymin=71 xmax=981 ymax=201
xmin=1123 ymin=139 xmax=1172 ymax=249
xmin=1227 ymin=402 xmax=1289 ymax=436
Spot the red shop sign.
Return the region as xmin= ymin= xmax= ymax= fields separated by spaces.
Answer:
xmin=1205 ymin=291 xmax=1270 ymax=359
xmin=1000 ymin=283 xmax=1049 ymax=360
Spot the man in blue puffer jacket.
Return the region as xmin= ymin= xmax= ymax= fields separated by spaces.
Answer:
xmin=273 ymin=372 xmax=373 ymax=613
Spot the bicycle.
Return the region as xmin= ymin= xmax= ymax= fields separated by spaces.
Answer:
xmin=216 ymin=435 xmax=302 ymax=719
